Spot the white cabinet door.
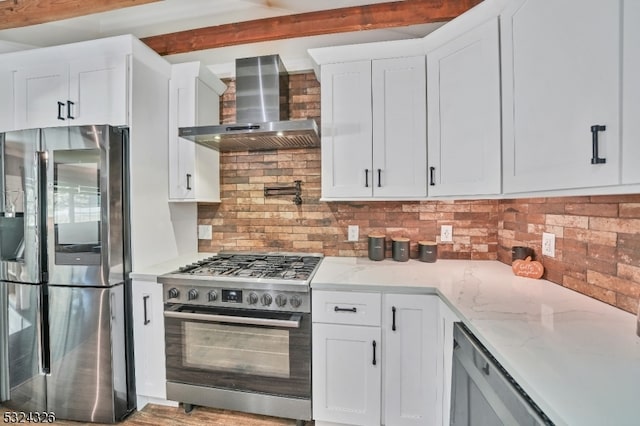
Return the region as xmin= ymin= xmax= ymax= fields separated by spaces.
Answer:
xmin=321 ymin=61 xmax=373 ymax=198
xmin=383 ymin=294 xmax=438 ymax=426
xmin=14 ymin=63 xmax=68 ymax=129
xmin=372 ymin=56 xmax=427 ymax=198
xmin=427 ymin=17 xmax=501 ymax=196
xmin=14 ymin=55 xmax=128 ymax=130
xmin=68 ymin=55 xmax=128 ymax=126
xmin=312 ymin=323 xmax=381 ymax=426
xmin=131 ymin=280 xmax=168 ymax=405
xmin=169 ymin=64 xmax=221 ymax=202
xmin=501 ymin=0 xmax=621 ymax=193
xmin=622 ymin=0 xmax=640 ymax=184
xmin=436 ymin=301 xmax=461 ymax=426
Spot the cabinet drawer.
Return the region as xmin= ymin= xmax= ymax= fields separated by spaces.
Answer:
xmin=312 ymin=290 xmax=381 ymax=326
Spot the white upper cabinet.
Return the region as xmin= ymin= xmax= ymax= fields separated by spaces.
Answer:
xmin=372 ymin=56 xmax=428 ymax=198
xmin=321 ymin=60 xmax=373 ymax=199
xmin=501 ymin=0 xmax=621 ymax=193
xmin=14 ymin=54 xmax=128 ymax=129
xmin=426 ymin=17 xmax=501 ymax=196
xmin=622 ymin=0 xmax=640 ymax=184
xmin=168 ymin=62 xmax=225 ymax=202
xmin=320 ymin=56 xmax=427 ymax=200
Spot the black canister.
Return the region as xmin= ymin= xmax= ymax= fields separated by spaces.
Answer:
xmin=368 ymin=234 xmax=386 ymax=261
xmin=392 ymin=237 xmax=410 ymax=262
xmin=418 ymin=241 xmax=437 ymax=263
xmin=512 ymin=246 xmax=534 ymax=262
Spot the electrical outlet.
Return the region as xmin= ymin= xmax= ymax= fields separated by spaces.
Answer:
xmin=440 ymin=225 xmax=453 ymax=243
xmin=347 ymin=225 xmax=359 ymax=242
xmin=198 ymin=225 xmax=213 ymax=240
xmin=542 ymin=232 xmax=555 ymax=257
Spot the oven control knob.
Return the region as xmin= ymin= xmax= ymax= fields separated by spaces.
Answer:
xmin=290 ymin=295 xmax=302 ymax=308
xmin=168 ymin=288 xmax=180 ymax=299
xmin=208 ymin=290 xmax=218 ymax=302
xmin=188 ymin=289 xmax=199 ymax=301
xmin=275 ymin=294 xmax=288 ymax=307
xmin=248 ymin=292 xmax=259 ymax=305
xmin=261 ymin=293 xmax=273 ymax=306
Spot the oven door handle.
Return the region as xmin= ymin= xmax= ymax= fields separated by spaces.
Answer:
xmin=164 ymin=310 xmax=302 ymax=328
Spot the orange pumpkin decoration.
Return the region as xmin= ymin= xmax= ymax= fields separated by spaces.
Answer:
xmin=512 ymin=256 xmax=544 ymax=279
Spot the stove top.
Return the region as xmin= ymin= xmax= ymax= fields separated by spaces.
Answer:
xmin=177 ymin=252 xmax=322 ymax=281
xmin=159 ymin=252 xmax=323 ymax=312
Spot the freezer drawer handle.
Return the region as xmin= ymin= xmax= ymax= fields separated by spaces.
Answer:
xmin=334 ymin=306 xmax=357 ymax=313
xmin=164 ymin=310 xmax=301 ymax=328
xmin=143 ymin=295 xmax=151 ymax=325
xmin=57 ymin=102 xmax=65 ymax=120
xmin=590 ymin=124 xmax=606 ymax=165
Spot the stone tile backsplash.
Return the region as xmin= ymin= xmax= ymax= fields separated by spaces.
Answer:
xmin=197 ymin=72 xmax=640 ymax=314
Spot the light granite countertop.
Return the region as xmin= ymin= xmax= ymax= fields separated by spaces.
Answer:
xmin=311 ymin=256 xmax=640 ymax=426
xmin=129 ymin=252 xmax=215 ymax=281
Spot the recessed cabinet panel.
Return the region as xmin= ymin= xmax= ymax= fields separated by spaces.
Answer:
xmin=321 ymin=61 xmax=373 ymax=198
xmin=427 ymin=18 xmax=501 ymax=196
xmin=312 ymin=323 xmax=381 ymax=426
xmin=501 ymin=0 xmax=621 ymax=193
xmin=384 ymin=294 xmax=438 ymax=426
xmin=15 ymin=63 xmax=68 ymax=129
xmin=372 ymin=56 xmax=427 ymax=198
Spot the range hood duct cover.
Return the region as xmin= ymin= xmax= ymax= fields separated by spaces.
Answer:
xmin=179 ymin=54 xmax=319 ymax=152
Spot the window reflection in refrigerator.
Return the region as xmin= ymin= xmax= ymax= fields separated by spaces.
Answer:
xmin=53 ymin=149 xmax=101 ymax=265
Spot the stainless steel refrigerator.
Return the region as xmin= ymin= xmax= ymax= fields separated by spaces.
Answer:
xmin=0 ymin=125 xmax=135 ymax=423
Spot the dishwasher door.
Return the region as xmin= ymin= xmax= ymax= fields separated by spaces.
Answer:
xmin=450 ymin=323 xmax=554 ymax=426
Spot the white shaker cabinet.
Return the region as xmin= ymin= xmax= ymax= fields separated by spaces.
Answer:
xmin=383 ymin=294 xmax=438 ymax=426
xmin=168 ymin=62 xmax=225 ymax=202
xmin=14 ymin=54 xmax=128 ymax=129
xmin=622 ymin=0 xmax=640 ymax=184
xmin=426 ymin=17 xmax=501 ymax=196
xmin=312 ymin=290 xmax=439 ymax=426
xmin=131 ymin=280 xmax=173 ymax=409
xmin=501 ymin=0 xmax=621 ymax=193
xmin=321 ymin=56 xmax=427 ymax=200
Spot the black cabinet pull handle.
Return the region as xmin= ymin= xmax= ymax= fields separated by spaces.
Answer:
xmin=66 ymin=100 xmax=75 ymax=119
xmin=143 ymin=295 xmax=151 ymax=325
xmin=334 ymin=306 xmax=357 ymax=313
xmin=186 ymin=173 xmax=192 ymax=190
xmin=377 ymin=169 xmax=382 ymax=187
xmin=57 ymin=102 xmax=65 ymax=120
xmin=482 ymin=363 xmax=490 ymax=376
xmin=590 ymin=125 xmax=606 ymax=164
xmin=365 ymin=169 xmax=369 ymax=188
xmin=372 ymin=340 xmax=377 ymax=365
xmin=392 ymin=306 xmax=397 ymax=331
xmin=429 ymin=166 xmax=436 ymax=186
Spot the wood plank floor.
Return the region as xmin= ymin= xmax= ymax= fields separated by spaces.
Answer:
xmin=1 ymin=403 xmax=312 ymax=425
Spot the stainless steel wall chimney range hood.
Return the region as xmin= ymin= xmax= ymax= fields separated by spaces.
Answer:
xmin=179 ymin=55 xmax=319 ymax=151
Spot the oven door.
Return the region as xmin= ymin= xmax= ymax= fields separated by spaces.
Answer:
xmin=164 ymin=304 xmax=310 ymax=399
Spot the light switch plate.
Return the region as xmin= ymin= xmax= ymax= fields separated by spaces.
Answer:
xmin=542 ymin=232 xmax=555 ymax=257
xmin=198 ymin=224 xmax=213 ymax=240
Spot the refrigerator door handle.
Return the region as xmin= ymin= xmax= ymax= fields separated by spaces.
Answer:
xmin=41 ymin=286 xmax=50 ymax=374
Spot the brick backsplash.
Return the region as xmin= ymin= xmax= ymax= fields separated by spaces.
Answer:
xmin=198 ymin=71 xmax=640 ymax=314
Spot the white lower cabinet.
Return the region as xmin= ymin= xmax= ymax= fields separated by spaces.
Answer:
xmin=131 ymin=280 xmax=172 ymax=408
xmin=312 ymin=290 xmax=439 ymax=426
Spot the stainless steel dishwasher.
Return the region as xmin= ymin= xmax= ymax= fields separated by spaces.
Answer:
xmin=450 ymin=323 xmax=555 ymax=426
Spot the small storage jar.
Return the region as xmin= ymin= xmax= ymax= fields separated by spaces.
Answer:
xmin=391 ymin=237 xmax=410 ymax=262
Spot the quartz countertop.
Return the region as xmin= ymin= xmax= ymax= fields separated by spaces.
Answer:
xmin=311 ymin=257 xmax=640 ymax=426
xmin=129 ymin=252 xmax=215 ymax=281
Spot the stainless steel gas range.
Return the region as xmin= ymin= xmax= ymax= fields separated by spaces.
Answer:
xmin=157 ymin=252 xmax=323 ymax=424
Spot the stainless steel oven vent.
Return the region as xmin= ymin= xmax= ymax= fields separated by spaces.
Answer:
xmin=179 ymin=55 xmax=319 ymax=152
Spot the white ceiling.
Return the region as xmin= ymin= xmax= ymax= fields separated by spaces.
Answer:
xmin=0 ymin=0 xmax=445 ymax=77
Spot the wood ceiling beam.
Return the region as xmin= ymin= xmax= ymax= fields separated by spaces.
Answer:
xmin=141 ymin=0 xmax=483 ymax=56
xmin=0 ymin=0 xmax=161 ymax=30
